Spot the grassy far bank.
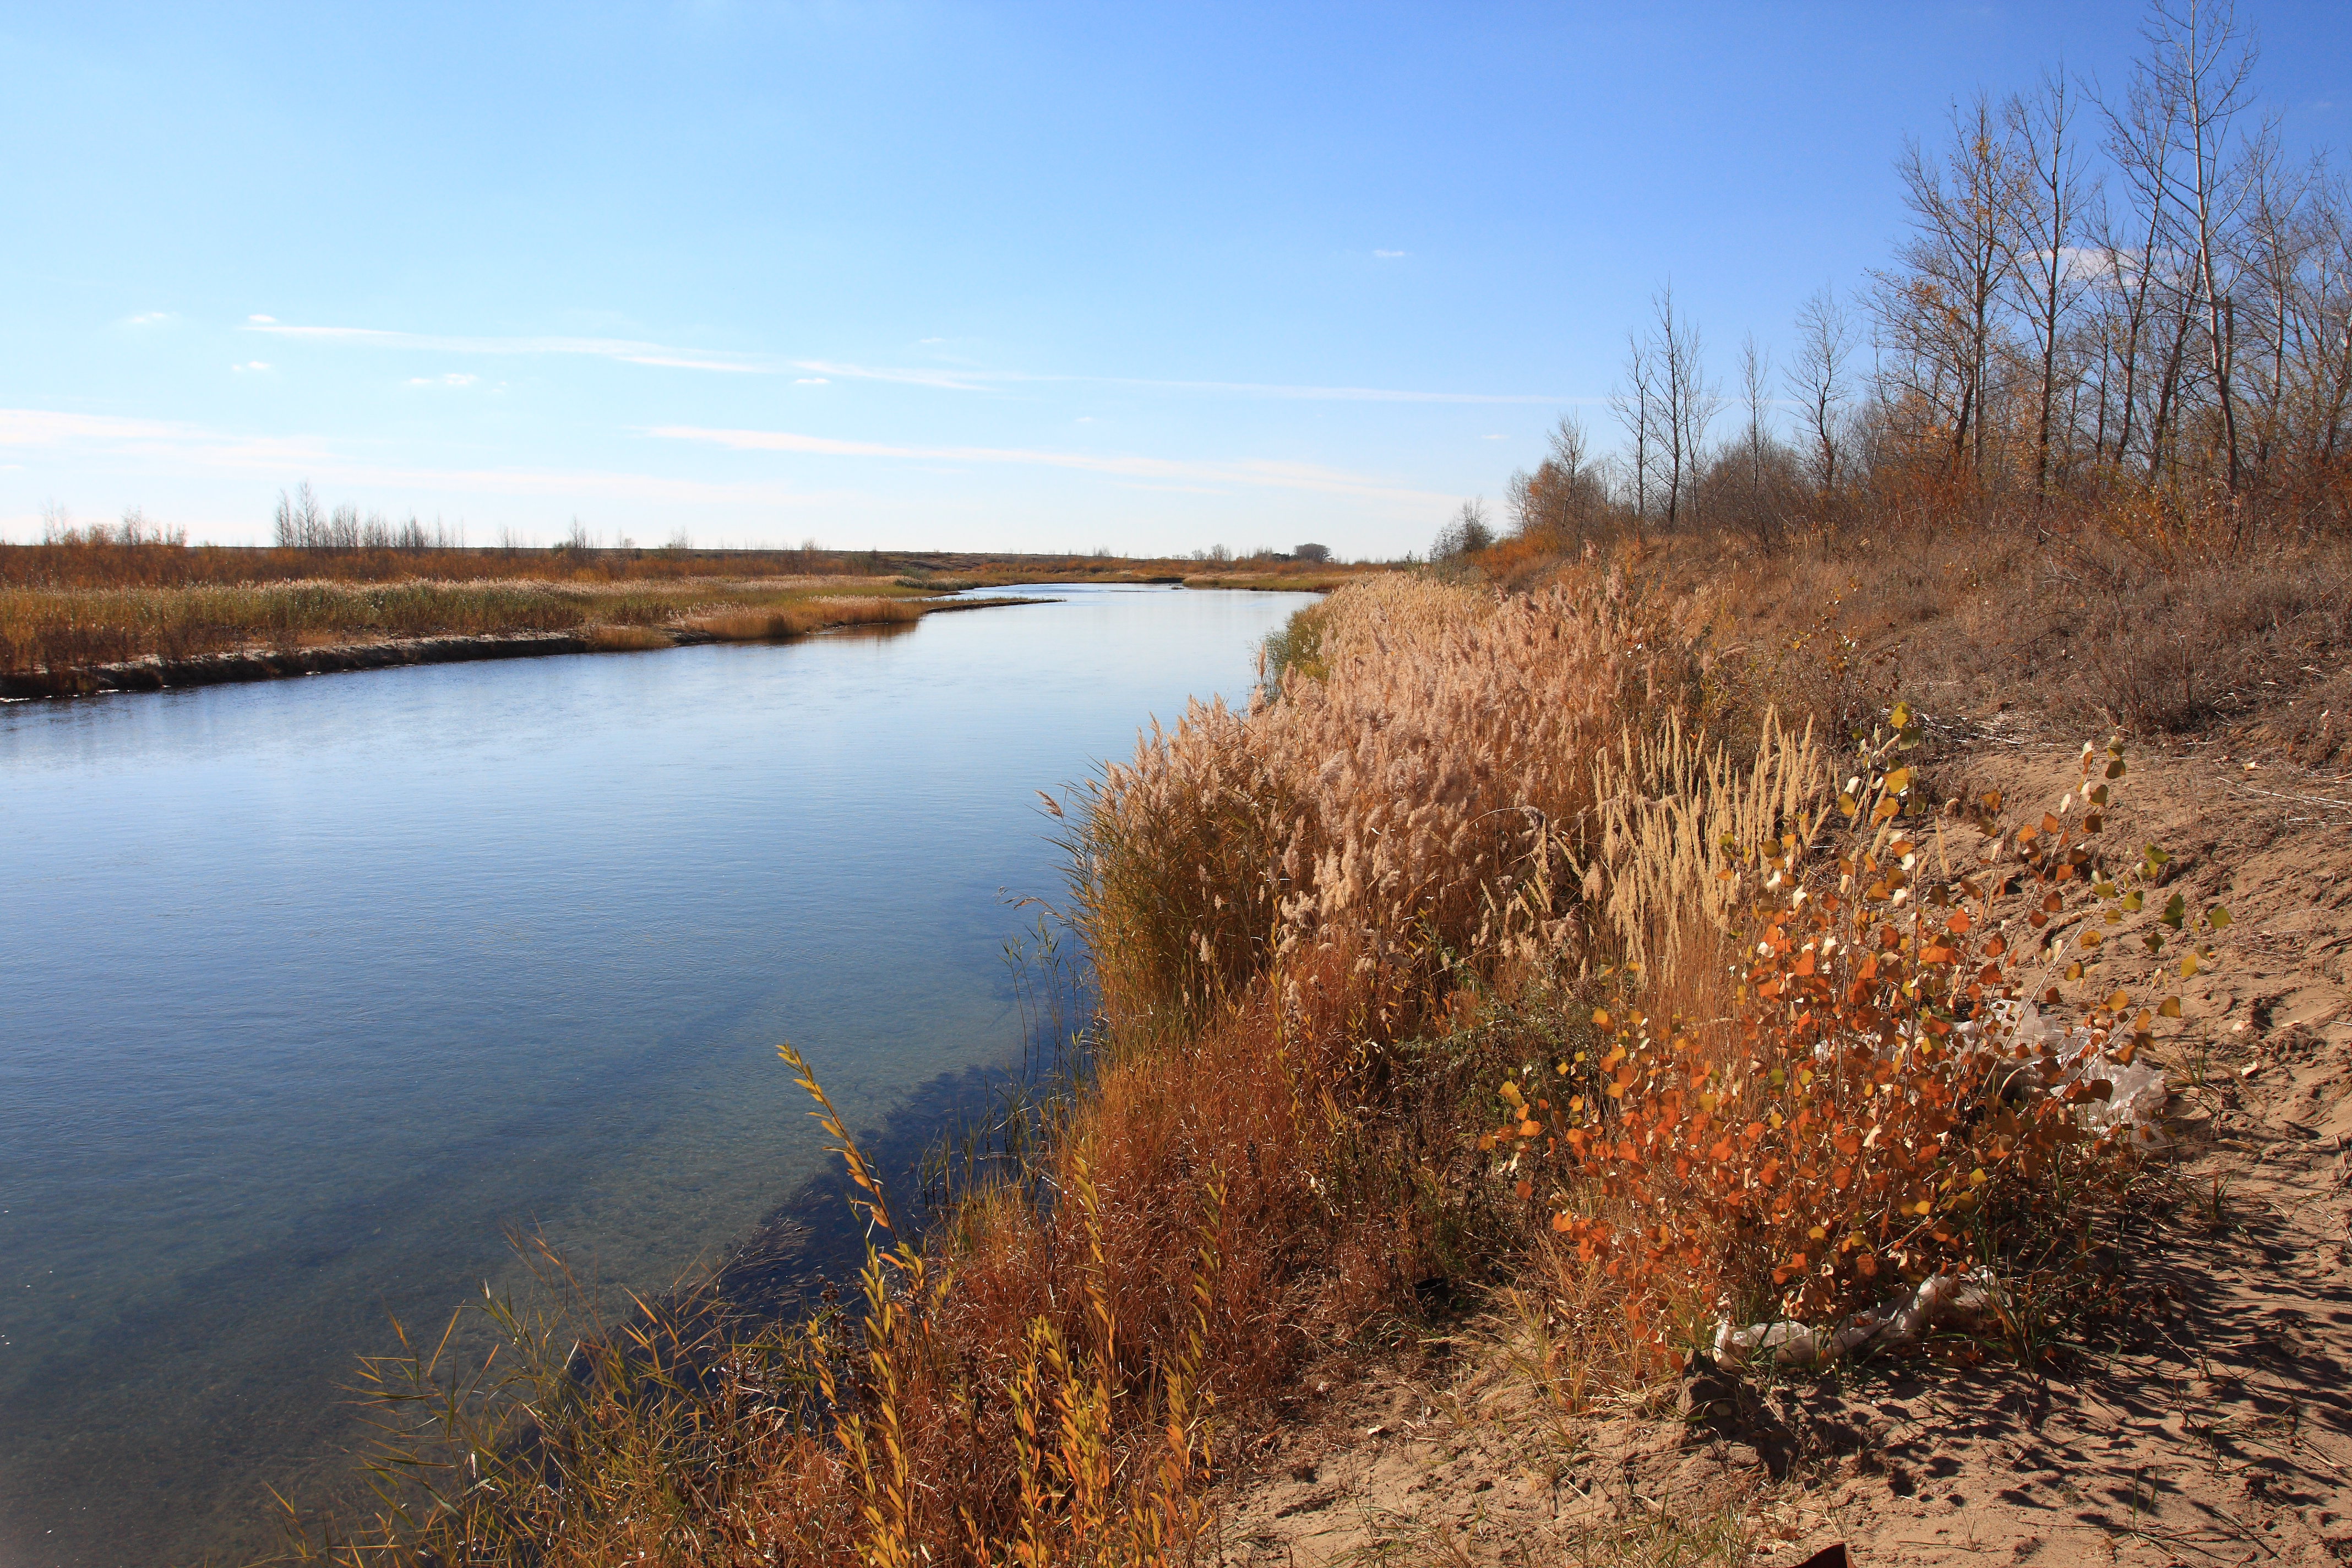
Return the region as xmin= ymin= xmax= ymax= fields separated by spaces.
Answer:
xmin=0 ymin=540 xmax=1370 ymax=698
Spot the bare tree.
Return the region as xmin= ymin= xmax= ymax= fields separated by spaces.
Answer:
xmin=2140 ymin=0 xmax=2263 ymax=491
xmin=1610 ymin=328 xmax=1658 ymax=537
xmin=2005 ymin=70 xmax=2093 ymax=496
xmin=1788 ymin=286 xmax=1856 ymax=509
xmin=1434 ymin=498 xmax=1494 ymax=560
xmin=1739 ymin=334 xmax=1783 ymax=551
xmin=1506 ymin=415 xmax=1609 ymax=548
xmin=1648 ymin=285 xmax=1720 ymax=532
xmin=1879 ymin=92 xmax=2026 ymax=482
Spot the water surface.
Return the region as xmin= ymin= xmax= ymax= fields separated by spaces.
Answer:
xmin=0 ymin=584 xmax=1313 ymax=1566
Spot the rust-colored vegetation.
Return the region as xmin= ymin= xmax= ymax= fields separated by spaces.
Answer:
xmin=271 ymin=7 xmax=2348 ymax=1562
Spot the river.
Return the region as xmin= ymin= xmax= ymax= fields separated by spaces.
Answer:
xmin=0 ymin=584 xmax=1315 ymax=1567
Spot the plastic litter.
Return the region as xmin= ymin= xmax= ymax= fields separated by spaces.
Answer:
xmin=1714 ymin=1266 xmax=2002 ymax=1369
xmin=1986 ymin=1000 xmax=2171 ymax=1148
xmin=1715 ymin=999 xmax=2173 ymax=1371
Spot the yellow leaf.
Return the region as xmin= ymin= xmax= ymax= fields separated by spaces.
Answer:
xmin=2159 ymin=997 xmax=2182 ymax=1019
xmin=2180 ymin=952 xmax=2199 ymax=977
xmin=2105 ymin=989 xmax=2129 ymax=1011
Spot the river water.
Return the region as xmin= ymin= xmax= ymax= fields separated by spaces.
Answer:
xmin=0 ymin=584 xmax=1313 ymax=1567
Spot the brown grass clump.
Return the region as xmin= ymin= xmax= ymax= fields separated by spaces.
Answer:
xmin=1586 ymin=522 xmax=2352 ymax=745
xmin=579 ymin=624 xmax=677 ymax=652
xmin=688 ymin=598 xmax=924 ymax=642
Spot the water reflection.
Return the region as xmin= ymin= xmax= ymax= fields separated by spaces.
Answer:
xmin=0 ymin=585 xmax=1313 ymax=1566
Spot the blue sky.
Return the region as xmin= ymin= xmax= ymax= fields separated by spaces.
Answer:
xmin=3 ymin=3 xmax=2345 ymax=557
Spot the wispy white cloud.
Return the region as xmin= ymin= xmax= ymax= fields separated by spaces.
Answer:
xmin=0 ymin=407 xmax=323 ymax=469
xmin=406 ymin=372 xmax=479 ymax=387
xmin=232 ymin=361 xmax=272 ymax=373
xmin=787 ymin=358 xmax=997 ymax=390
xmin=1374 ymin=249 xmax=1407 ymax=259
xmin=124 ymin=311 xmax=173 ymax=326
xmin=1090 ymin=375 xmax=1557 ymax=405
xmin=793 ymin=376 xmax=831 ymax=385
xmin=0 ymin=406 xmax=831 ymax=509
xmin=241 ymin=318 xmax=1562 ymax=404
xmin=647 ymin=424 xmax=1453 ymax=504
xmin=246 ymin=321 xmax=775 ymax=375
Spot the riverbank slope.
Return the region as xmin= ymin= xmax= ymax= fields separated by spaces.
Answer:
xmin=279 ymin=539 xmax=2349 ymax=1567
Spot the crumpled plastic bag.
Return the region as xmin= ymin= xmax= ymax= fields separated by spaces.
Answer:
xmin=1984 ymin=1000 xmax=2170 ymax=1147
xmin=1714 ymin=1266 xmax=2003 ymax=1369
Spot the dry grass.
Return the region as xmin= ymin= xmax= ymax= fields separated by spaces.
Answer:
xmin=579 ymin=624 xmax=677 ymax=652
xmin=687 ymin=597 xmax=924 ymax=641
xmin=1600 ymin=524 xmax=2352 ymax=747
xmin=2 ymin=532 xmax=1375 ymax=696
xmin=276 ymin=554 xmax=2202 ymax=1566
xmin=0 ymin=577 xmax=956 ymax=694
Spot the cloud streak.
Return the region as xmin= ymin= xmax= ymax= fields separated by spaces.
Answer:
xmin=243 ymin=319 xmax=1565 ymax=403
xmin=647 ymin=424 xmax=1455 ymax=503
xmin=0 ymin=407 xmax=829 ymax=508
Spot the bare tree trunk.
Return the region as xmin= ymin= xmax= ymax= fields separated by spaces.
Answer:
xmin=1789 ymin=286 xmax=1854 ymax=532
xmin=1740 ymin=334 xmax=1779 ymax=552
xmin=1612 ymin=328 xmax=1658 ymax=542
xmin=2143 ymin=0 xmax=2261 ymax=493
xmin=1884 ymin=92 xmax=2025 ymax=491
xmin=2006 ymin=71 xmax=2089 ymax=497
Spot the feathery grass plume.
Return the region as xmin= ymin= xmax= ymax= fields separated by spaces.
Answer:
xmin=1079 ymin=571 xmax=1701 ymax=1050
xmin=1577 ymin=708 xmax=1831 ymax=982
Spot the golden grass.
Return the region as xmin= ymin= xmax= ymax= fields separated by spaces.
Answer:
xmin=279 ymin=552 xmax=2186 ymax=1566
xmin=687 ymin=597 xmax=924 ymax=641
xmin=579 ymin=624 xmax=676 ymax=652
xmin=0 ymin=578 xmax=957 ymax=693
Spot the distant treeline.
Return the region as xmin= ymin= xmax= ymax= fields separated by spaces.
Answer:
xmin=1443 ymin=0 xmax=2351 ymax=569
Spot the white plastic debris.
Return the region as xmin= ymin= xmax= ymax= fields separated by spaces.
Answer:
xmin=1714 ymin=1266 xmax=2002 ymax=1369
xmin=1991 ymin=1001 xmax=2171 ymax=1148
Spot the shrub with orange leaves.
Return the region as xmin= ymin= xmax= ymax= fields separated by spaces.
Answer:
xmin=1489 ymin=715 xmax=2227 ymax=1363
